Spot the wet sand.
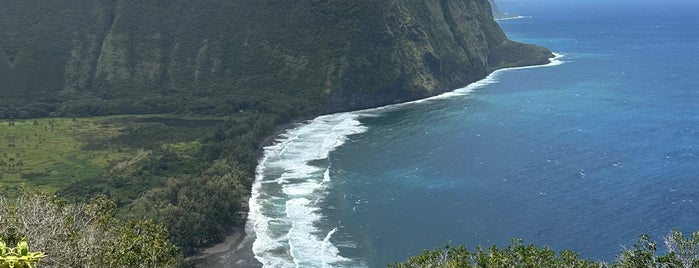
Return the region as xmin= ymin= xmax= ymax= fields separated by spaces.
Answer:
xmin=196 ymin=229 xmax=261 ymax=268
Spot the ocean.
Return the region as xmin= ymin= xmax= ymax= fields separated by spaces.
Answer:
xmin=246 ymin=0 xmax=699 ymax=266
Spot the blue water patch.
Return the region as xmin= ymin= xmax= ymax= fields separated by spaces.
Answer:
xmin=249 ymin=1 xmax=699 ymax=266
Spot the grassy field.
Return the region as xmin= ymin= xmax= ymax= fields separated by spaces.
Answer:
xmin=0 ymin=117 xmax=137 ymax=192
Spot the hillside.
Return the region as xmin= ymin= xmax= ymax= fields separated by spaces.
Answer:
xmin=0 ymin=0 xmax=551 ymax=119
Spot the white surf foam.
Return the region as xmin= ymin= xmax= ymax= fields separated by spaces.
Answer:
xmin=361 ymin=52 xmax=565 ymax=113
xmin=495 ymin=15 xmax=531 ymax=21
xmin=247 ymin=52 xmax=565 ymax=267
xmin=248 ymin=112 xmax=368 ymax=267
xmin=323 ymin=167 xmax=331 ymax=183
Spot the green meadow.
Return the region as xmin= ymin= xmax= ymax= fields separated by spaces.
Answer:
xmin=0 ymin=117 xmax=137 ymax=192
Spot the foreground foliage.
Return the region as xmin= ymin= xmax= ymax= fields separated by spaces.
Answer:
xmin=2 ymin=190 xmax=180 ymax=267
xmin=390 ymin=240 xmax=601 ymax=268
xmin=392 ymin=231 xmax=699 ymax=268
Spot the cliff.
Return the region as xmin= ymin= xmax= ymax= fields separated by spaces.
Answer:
xmin=325 ymin=0 xmax=550 ymax=112
xmin=0 ymin=0 xmax=551 ymax=119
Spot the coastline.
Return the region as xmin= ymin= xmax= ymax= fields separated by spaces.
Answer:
xmin=200 ymin=53 xmax=563 ymax=267
xmin=195 ymin=117 xmax=319 ymax=268
xmin=195 ymin=228 xmax=261 ymax=268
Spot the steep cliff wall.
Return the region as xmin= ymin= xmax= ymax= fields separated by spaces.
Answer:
xmin=0 ymin=0 xmax=551 ymax=118
xmin=325 ymin=0 xmax=551 ymax=112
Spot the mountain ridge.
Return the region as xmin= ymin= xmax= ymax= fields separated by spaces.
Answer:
xmin=0 ymin=0 xmax=551 ymax=119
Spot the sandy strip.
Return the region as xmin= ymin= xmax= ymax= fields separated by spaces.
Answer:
xmin=195 ymin=229 xmax=262 ymax=268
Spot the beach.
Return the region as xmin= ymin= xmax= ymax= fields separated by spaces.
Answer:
xmin=196 ymin=228 xmax=261 ymax=268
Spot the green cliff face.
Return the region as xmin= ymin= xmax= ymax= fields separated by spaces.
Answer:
xmin=0 ymin=0 xmax=551 ymax=118
xmin=325 ymin=0 xmax=552 ymax=112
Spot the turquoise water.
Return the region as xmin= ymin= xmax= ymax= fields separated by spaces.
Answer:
xmin=248 ymin=1 xmax=699 ymax=266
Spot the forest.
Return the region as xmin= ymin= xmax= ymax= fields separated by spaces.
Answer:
xmin=391 ymin=231 xmax=699 ymax=268
xmin=0 ymin=114 xmax=278 ymax=259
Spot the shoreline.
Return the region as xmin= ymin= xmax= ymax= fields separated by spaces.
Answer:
xmin=194 ymin=228 xmax=261 ymax=268
xmin=194 ymin=118 xmax=317 ymax=268
xmin=193 ymin=115 xmax=319 ymax=267
xmin=199 ymin=53 xmax=563 ymax=267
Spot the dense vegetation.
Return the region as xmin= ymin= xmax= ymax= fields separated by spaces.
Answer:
xmin=392 ymin=231 xmax=699 ymax=268
xmin=1 ymin=189 xmax=179 ymax=267
xmin=56 ymin=114 xmax=275 ymax=256
xmin=1 ymin=114 xmax=274 ymax=258
xmin=0 ymin=0 xmax=551 ymax=119
xmin=0 ymin=0 xmax=554 ymax=265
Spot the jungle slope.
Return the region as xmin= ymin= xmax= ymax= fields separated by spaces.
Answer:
xmin=0 ymin=0 xmax=551 ymax=118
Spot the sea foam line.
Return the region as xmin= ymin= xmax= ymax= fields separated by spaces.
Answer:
xmin=248 ymin=113 xmax=368 ymax=267
xmin=495 ymin=15 xmax=531 ymax=21
xmin=362 ymin=53 xmax=565 ymax=112
xmin=247 ymin=53 xmax=564 ymax=267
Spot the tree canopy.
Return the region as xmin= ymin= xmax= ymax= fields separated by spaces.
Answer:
xmin=0 ymin=189 xmax=180 ymax=267
xmin=391 ymin=231 xmax=699 ymax=268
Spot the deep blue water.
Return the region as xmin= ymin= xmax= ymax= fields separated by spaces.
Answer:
xmin=247 ymin=1 xmax=699 ymax=266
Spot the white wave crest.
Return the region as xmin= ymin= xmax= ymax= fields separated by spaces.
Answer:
xmin=495 ymin=15 xmax=531 ymax=21
xmin=248 ymin=113 xmax=368 ymax=267
xmin=323 ymin=167 xmax=331 ymax=183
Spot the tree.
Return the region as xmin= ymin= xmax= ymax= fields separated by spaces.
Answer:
xmin=389 ymin=240 xmax=602 ymax=268
xmin=393 ymin=231 xmax=699 ymax=268
xmin=128 ymin=160 xmax=248 ymax=255
xmin=0 ymin=190 xmax=180 ymax=267
xmin=614 ymin=234 xmax=665 ymax=268
xmin=613 ymin=231 xmax=699 ymax=268
xmin=664 ymin=230 xmax=699 ymax=268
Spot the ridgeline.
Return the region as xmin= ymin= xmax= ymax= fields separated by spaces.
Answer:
xmin=0 ymin=0 xmax=550 ymax=118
